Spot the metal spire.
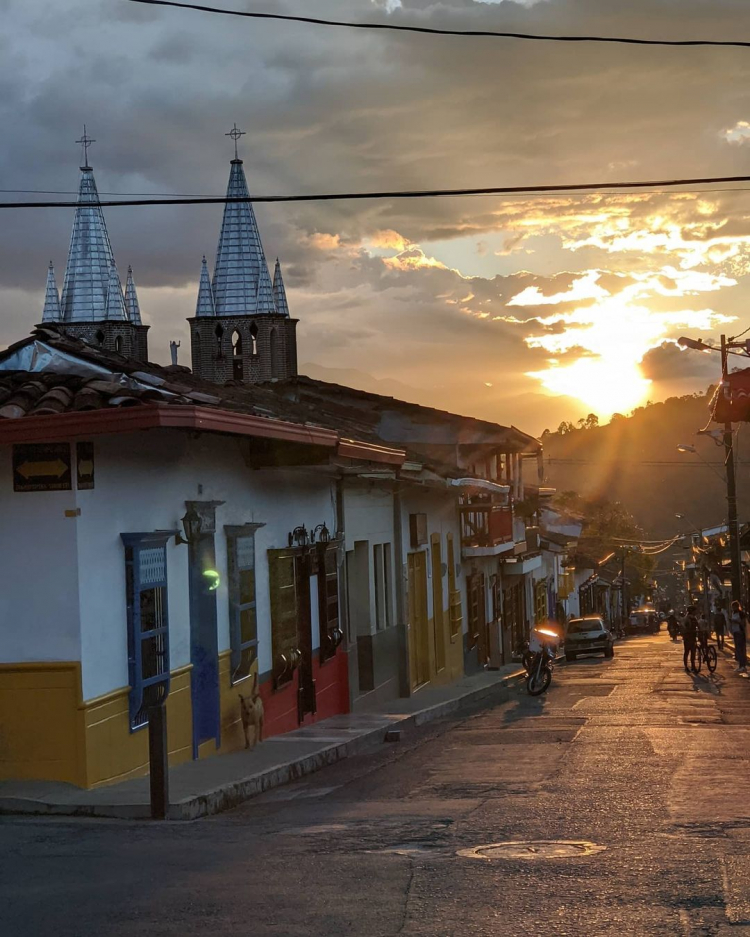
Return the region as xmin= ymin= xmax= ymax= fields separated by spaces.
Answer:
xmin=211 ymin=156 xmax=276 ymax=316
xmin=104 ymin=262 xmax=127 ymax=321
xmin=124 ymin=265 xmax=142 ymax=325
xmin=272 ymin=258 xmax=290 ymax=317
xmin=225 ymin=122 xmax=246 ymax=160
xmin=196 ymin=255 xmax=215 ymax=317
xmin=60 ymin=160 xmax=124 ymax=323
xmin=42 ymin=261 xmax=62 ymax=322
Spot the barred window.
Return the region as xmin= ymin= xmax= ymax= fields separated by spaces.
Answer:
xmin=121 ymin=532 xmax=174 ymax=731
xmin=226 ymin=525 xmax=263 ymax=684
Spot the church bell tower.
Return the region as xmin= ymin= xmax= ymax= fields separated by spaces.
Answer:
xmin=42 ymin=127 xmax=149 ymax=360
xmin=188 ymin=125 xmax=297 ymax=384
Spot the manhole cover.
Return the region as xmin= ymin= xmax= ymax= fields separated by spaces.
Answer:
xmin=457 ymin=840 xmax=606 ymax=860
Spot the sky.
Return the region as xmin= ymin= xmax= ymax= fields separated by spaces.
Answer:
xmin=2 ymin=0 xmax=750 ymax=435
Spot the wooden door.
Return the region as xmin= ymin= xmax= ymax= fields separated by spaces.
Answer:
xmin=430 ymin=534 xmax=446 ymax=673
xmin=408 ymin=552 xmax=430 ymax=689
xmin=467 ymin=572 xmax=487 ymax=667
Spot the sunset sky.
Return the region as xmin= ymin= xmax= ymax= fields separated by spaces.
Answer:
xmin=2 ymin=0 xmax=750 ymax=434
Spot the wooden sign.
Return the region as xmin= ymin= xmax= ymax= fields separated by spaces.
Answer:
xmin=76 ymin=441 xmax=95 ymax=490
xmin=13 ymin=443 xmax=72 ymax=492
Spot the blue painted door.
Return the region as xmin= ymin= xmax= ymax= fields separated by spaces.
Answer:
xmin=189 ymin=534 xmax=220 ymax=757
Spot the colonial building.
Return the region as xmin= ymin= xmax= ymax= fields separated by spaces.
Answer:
xmin=41 ymin=132 xmax=148 ymax=361
xmin=0 ymin=132 xmax=556 ymax=788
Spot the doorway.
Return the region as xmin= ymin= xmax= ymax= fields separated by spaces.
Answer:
xmin=467 ymin=572 xmax=488 ymax=667
xmin=188 ymin=533 xmax=220 ymax=758
xmin=408 ymin=551 xmax=430 ymax=689
xmin=295 ymin=552 xmax=316 ymax=722
xmin=430 ymin=534 xmax=446 ymax=673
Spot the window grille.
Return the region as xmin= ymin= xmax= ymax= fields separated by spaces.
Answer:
xmin=226 ymin=525 xmax=263 ymax=684
xmin=317 ymin=543 xmax=340 ymax=663
xmin=121 ymin=532 xmax=175 ymax=731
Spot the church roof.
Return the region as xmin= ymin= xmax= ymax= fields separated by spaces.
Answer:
xmin=60 ymin=164 xmax=125 ymax=323
xmin=124 ymin=266 xmax=142 ymax=325
xmin=273 ymin=258 xmax=290 ymax=317
xmin=42 ymin=262 xmax=62 ymax=323
xmin=210 ymin=159 xmax=276 ymax=317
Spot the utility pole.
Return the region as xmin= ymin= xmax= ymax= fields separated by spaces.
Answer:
xmin=721 ymin=334 xmax=743 ymax=605
xmin=620 ymin=547 xmax=628 ymax=627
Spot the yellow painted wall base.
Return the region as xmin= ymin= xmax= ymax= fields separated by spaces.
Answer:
xmin=0 ymin=662 xmax=193 ymax=789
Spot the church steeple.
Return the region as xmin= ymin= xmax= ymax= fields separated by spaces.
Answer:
xmin=189 ymin=127 xmax=298 ymax=384
xmin=211 ymin=156 xmax=276 ymax=317
xmin=44 ymin=129 xmax=149 ymax=359
xmin=273 ymin=258 xmax=290 ymax=318
xmin=124 ymin=266 xmax=142 ymax=325
xmin=42 ymin=262 xmax=61 ymax=323
xmin=196 ymin=256 xmax=215 ymax=317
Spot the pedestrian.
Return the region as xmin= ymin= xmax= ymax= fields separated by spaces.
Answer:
xmin=713 ymin=605 xmax=727 ymax=651
xmin=697 ymin=611 xmax=711 ymax=656
xmin=729 ymin=601 xmax=748 ymax=673
xmin=682 ymin=605 xmax=699 ymax=674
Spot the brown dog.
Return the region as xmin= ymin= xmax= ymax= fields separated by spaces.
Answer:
xmin=239 ymin=672 xmax=264 ymax=749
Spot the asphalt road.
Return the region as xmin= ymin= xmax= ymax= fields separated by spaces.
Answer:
xmin=4 ymin=633 xmax=750 ymax=937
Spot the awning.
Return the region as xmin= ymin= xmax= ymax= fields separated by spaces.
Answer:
xmin=449 ymin=477 xmax=510 ymax=496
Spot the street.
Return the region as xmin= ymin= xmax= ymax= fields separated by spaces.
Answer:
xmin=5 ymin=633 xmax=750 ymax=936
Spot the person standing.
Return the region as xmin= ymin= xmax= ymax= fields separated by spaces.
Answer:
xmin=713 ymin=605 xmax=727 ymax=651
xmin=730 ymin=601 xmax=748 ymax=673
xmin=682 ymin=606 xmax=699 ymax=674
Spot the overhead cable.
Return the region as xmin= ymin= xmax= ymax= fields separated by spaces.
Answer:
xmin=5 ymin=173 xmax=750 ymax=210
xmin=125 ymin=0 xmax=750 ymax=50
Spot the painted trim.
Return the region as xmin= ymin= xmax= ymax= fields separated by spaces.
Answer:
xmin=76 ymin=663 xmax=193 ymax=711
xmin=0 ymin=402 xmax=340 ymax=448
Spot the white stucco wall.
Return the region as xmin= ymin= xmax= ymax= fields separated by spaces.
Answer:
xmin=399 ymin=486 xmax=465 ymax=632
xmin=0 ymin=446 xmax=82 ymax=663
xmin=343 ymin=482 xmax=396 ymax=636
xmin=2 ymin=430 xmax=337 ymax=701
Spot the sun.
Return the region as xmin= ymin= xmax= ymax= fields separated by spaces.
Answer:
xmin=527 ymin=356 xmax=651 ymax=416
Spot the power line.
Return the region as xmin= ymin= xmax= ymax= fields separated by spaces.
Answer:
xmin=5 ymin=173 xmax=750 ymax=210
xmin=126 ymin=0 xmax=750 ymax=50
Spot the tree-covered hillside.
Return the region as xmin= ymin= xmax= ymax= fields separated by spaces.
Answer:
xmin=541 ymin=390 xmax=750 ymax=539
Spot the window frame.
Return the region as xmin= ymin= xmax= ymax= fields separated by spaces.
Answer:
xmin=225 ymin=523 xmax=264 ymax=686
xmin=121 ymin=531 xmax=176 ymax=732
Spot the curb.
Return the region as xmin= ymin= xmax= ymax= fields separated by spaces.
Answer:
xmin=0 ymin=669 xmax=528 ymax=821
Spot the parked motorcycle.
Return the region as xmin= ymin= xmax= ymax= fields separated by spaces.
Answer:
xmin=526 ymin=627 xmax=559 ymax=696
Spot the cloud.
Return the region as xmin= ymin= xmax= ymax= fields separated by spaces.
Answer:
xmin=4 ymin=0 xmax=750 ymax=432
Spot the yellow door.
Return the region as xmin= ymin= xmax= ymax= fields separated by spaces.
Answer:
xmin=408 ymin=552 xmax=430 ymax=689
xmin=431 ymin=533 xmax=446 ymax=673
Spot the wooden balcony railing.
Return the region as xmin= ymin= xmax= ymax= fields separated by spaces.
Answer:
xmin=460 ymin=503 xmax=513 ymax=549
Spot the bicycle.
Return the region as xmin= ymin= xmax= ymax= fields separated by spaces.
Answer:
xmin=694 ymin=638 xmax=718 ymax=674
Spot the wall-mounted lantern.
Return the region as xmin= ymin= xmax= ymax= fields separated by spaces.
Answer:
xmin=312 ymin=523 xmax=331 ymax=544
xmin=288 ymin=525 xmax=309 ymax=548
xmin=175 ymin=506 xmax=203 ymax=546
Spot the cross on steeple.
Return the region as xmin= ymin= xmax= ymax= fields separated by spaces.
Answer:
xmin=76 ymin=125 xmax=95 ymax=168
xmin=225 ymin=123 xmax=246 ymax=160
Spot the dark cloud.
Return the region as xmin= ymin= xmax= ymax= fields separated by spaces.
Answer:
xmin=2 ymin=0 xmax=750 ymax=431
xmin=641 ymin=342 xmax=718 ymax=382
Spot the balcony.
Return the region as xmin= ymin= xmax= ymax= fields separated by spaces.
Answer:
xmin=460 ymin=502 xmax=514 ymax=557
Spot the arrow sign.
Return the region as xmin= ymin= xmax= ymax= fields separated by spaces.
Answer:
xmin=16 ymin=459 xmax=69 ymax=480
xmin=13 ymin=443 xmax=72 ymax=492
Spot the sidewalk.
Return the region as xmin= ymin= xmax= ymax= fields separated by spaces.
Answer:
xmin=0 ymin=663 xmax=526 ymax=821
